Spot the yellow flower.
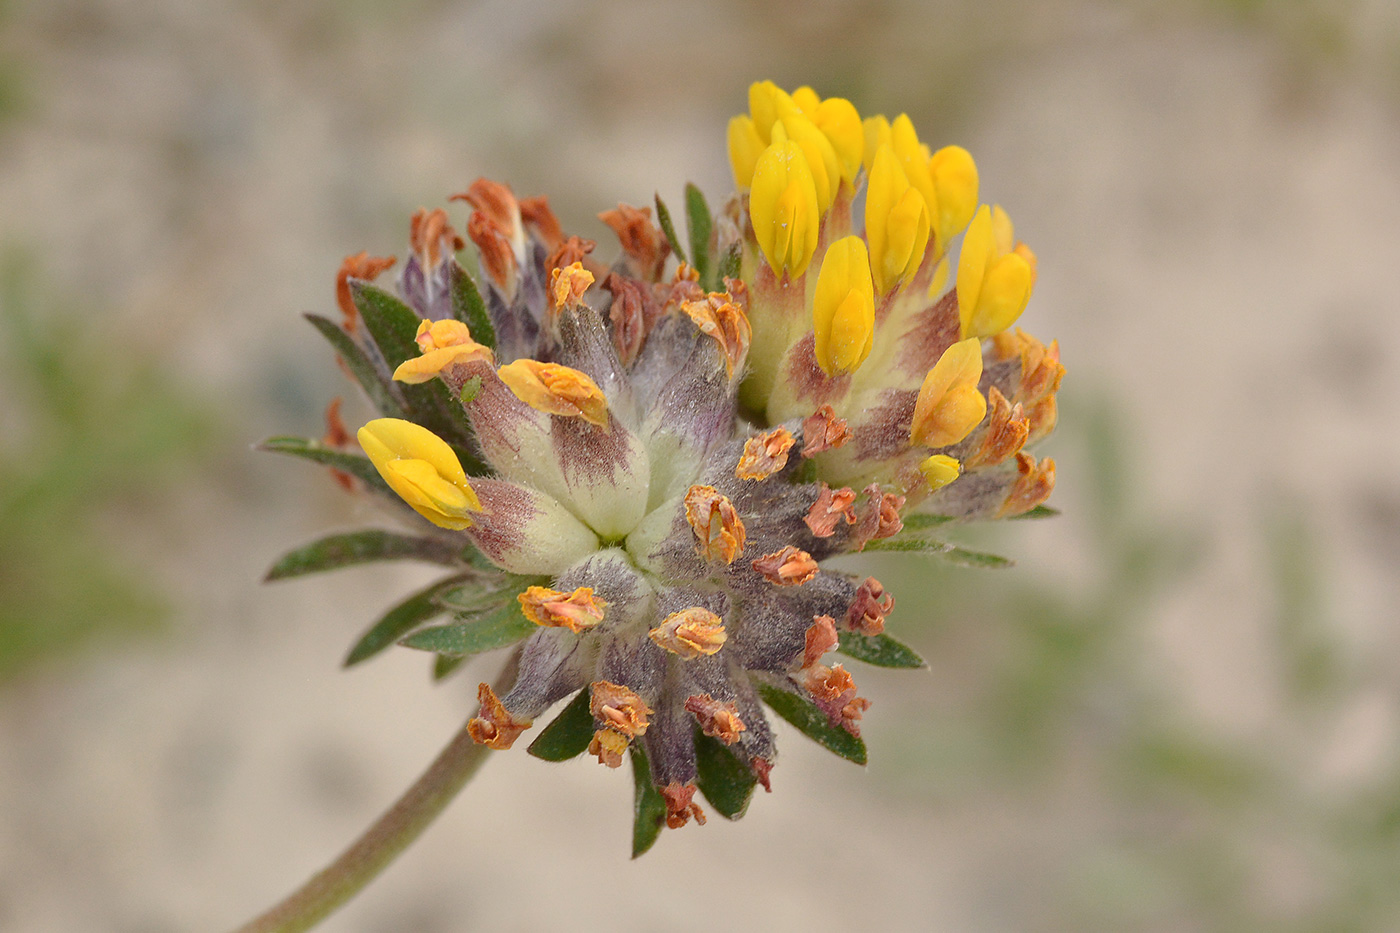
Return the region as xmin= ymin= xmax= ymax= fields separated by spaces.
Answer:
xmin=790 ymin=85 xmax=821 ymax=114
xmin=811 ymin=235 xmax=876 ymax=376
xmin=909 ymin=338 xmax=987 ymax=448
xmin=357 ymin=418 xmax=482 ymax=529
xmin=496 ymin=358 xmax=610 ymax=429
xmin=727 ymin=115 xmax=766 ymax=191
xmin=749 ymin=138 xmax=821 ymax=280
xmin=919 ymin=454 xmax=961 ymax=493
xmin=927 ymin=145 xmax=979 ymax=252
xmin=812 ymin=97 xmax=863 ymax=187
xmin=747 ymin=80 xmax=801 ymax=144
xmin=392 ymin=319 xmax=493 ymax=384
xmin=862 ymin=114 xmax=892 ymax=175
xmin=957 ymin=204 xmax=1037 ymax=339
xmin=864 ymin=144 xmax=931 ymax=296
xmin=774 ymin=114 xmax=841 ymax=214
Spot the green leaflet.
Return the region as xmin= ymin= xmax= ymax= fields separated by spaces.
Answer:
xmin=837 ymin=631 xmax=927 ymax=669
xmin=304 ymin=314 xmax=405 ymax=418
xmin=1009 ymin=504 xmax=1061 ymax=520
xmin=716 ymin=241 xmax=741 ymax=285
xmin=630 ymin=746 xmax=667 ymax=858
xmin=653 ymin=193 xmax=687 ymax=265
xmin=258 ymin=436 xmax=391 ymax=495
xmin=901 ymin=513 xmax=957 ymax=531
xmin=342 ymin=575 xmax=465 ymax=667
xmin=527 ymin=689 xmax=594 ymax=762
xmin=448 ymin=260 xmax=496 ymax=350
xmin=684 ymin=183 xmax=713 ymax=289
xmin=432 ymin=653 xmax=466 ymax=681
xmin=397 ymin=601 xmax=535 ymax=656
xmin=693 ymin=730 xmax=756 ymax=820
xmin=861 ymin=536 xmax=1014 ymax=568
xmin=756 ymin=681 xmax=867 ymax=765
xmin=264 ymin=529 xmax=462 ymax=581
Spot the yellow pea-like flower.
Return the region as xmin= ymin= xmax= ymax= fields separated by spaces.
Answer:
xmin=865 ymin=144 xmax=931 ymax=296
xmin=727 ymin=114 xmax=766 ymax=191
xmin=811 ymin=235 xmax=876 ymax=376
xmin=777 ymin=113 xmax=842 ymax=214
xmin=497 ymin=358 xmax=610 ymax=429
xmin=749 ymin=138 xmax=821 ymax=280
xmin=791 ymin=85 xmax=821 ymax=115
xmin=862 ymin=114 xmax=892 ymax=175
xmin=919 ymin=454 xmax=962 ymax=493
xmin=909 ymin=338 xmax=987 ymax=448
xmin=393 ymin=319 xmax=493 ymax=384
xmin=748 ymin=80 xmax=801 ymax=144
xmin=890 ymin=115 xmax=940 ymax=236
xmin=357 ymin=418 xmax=482 ymax=530
xmin=928 ymin=145 xmax=979 ymax=251
xmin=957 ymin=204 xmax=1037 ymax=339
xmin=813 ymin=97 xmax=864 ymax=187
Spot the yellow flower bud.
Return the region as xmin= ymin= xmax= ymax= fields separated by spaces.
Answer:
xmin=811 ymin=235 xmax=875 ymax=376
xmin=864 ymin=144 xmax=931 ymax=296
xmin=749 ymin=139 xmax=821 ymax=280
xmin=791 ymin=85 xmax=821 ymax=115
xmin=862 ymin=114 xmax=892 ymax=175
xmin=748 ymin=80 xmax=800 ymax=144
xmin=928 ymin=145 xmax=979 ymax=250
xmin=910 ymin=338 xmax=987 ymax=448
xmin=496 ymin=358 xmax=610 ymax=429
xmin=890 ymin=115 xmax=938 ymax=221
xmin=957 ymin=204 xmax=1036 ymax=339
xmin=776 ymin=113 xmax=841 ymax=214
xmin=812 ymin=97 xmax=863 ymax=187
xmin=919 ymin=454 xmax=961 ymax=493
xmin=727 ymin=114 xmax=765 ymax=191
xmin=392 ymin=319 xmax=493 ymax=384
xmin=357 ymin=418 xmax=482 ymax=530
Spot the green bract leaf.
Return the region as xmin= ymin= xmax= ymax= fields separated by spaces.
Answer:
xmin=304 ymin=314 xmax=405 ymax=418
xmin=398 ymin=602 xmax=535 ymax=656
xmin=527 ymin=689 xmax=594 ymax=762
xmin=258 ymin=436 xmax=391 ymax=495
xmin=630 ymin=746 xmax=667 ymax=858
xmin=343 ymin=575 xmax=465 ymax=667
xmin=716 ymin=241 xmax=741 ymax=285
xmin=755 ymin=681 xmax=867 ymax=765
xmin=264 ymin=529 xmax=462 ymax=581
xmin=901 ymin=513 xmax=956 ymax=531
xmin=684 ymin=183 xmax=713 ymax=289
xmin=448 ymin=260 xmax=496 ymax=350
xmin=432 ymin=653 xmax=466 ymax=681
xmin=653 ymin=193 xmax=686 ymax=265
xmin=861 ymin=536 xmax=1014 ymax=568
xmin=837 ymin=631 xmax=927 ymax=669
xmin=693 ymin=730 xmax=756 ymax=820
xmin=1009 ymin=504 xmax=1061 ymax=520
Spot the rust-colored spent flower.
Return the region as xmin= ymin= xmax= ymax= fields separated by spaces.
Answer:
xmin=804 ymin=483 xmax=857 ymax=537
xmin=335 ymin=252 xmax=396 ymax=331
xmin=682 ymin=291 xmax=753 ymax=378
xmin=589 ymin=727 xmax=630 ymax=768
xmin=589 ymin=681 xmax=652 ymax=739
xmin=467 ymin=683 xmax=532 ymax=750
xmin=845 ymin=577 xmax=894 ymax=635
xmin=801 ymin=405 xmax=851 ymax=457
xmin=735 ymin=426 xmax=795 ymax=480
xmin=393 ymin=319 xmax=494 ymax=384
xmin=549 ymin=261 xmax=595 ymax=312
xmin=599 ymin=202 xmax=669 ymax=281
xmin=752 ymin=546 xmax=819 ymax=586
xmin=518 ymin=586 xmax=607 ymax=633
xmin=661 ymin=783 xmax=707 ymax=829
xmin=684 ymin=694 xmax=747 ymax=744
xmin=649 ymin=607 xmax=728 ymax=659
xmin=683 ymin=485 xmax=746 ymax=563
xmin=497 ymin=358 xmax=610 ymax=429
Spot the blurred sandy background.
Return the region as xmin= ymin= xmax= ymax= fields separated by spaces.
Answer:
xmin=3 ymin=0 xmax=1400 ymax=930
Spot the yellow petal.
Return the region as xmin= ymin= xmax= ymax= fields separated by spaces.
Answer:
xmin=496 ymin=358 xmax=610 ymax=428
xmin=727 ymin=115 xmax=765 ymax=191
xmin=865 ymin=145 xmax=930 ymax=295
xmin=779 ymin=112 xmax=841 ymax=214
xmin=890 ymin=114 xmax=939 ymax=231
xmin=791 ymin=85 xmax=821 ymax=115
xmin=357 ymin=418 xmax=480 ymax=529
xmin=991 ymin=204 xmax=1016 ymax=255
xmin=919 ymin=454 xmax=961 ymax=493
xmin=811 ymin=235 xmax=875 ymax=375
xmin=910 ymin=338 xmax=987 ymax=448
xmin=966 ymin=252 xmax=1032 ymax=339
xmin=956 ymin=204 xmax=994 ymax=335
xmin=929 ymin=145 xmax=979 ymax=250
xmin=861 ymin=115 xmax=892 ymax=175
xmin=749 ymin=139 xmax=820 ymax=279
xmin=748 ymin=80 xmax=799 ymax=144
xmin=813 ymin=97 xmax=863 ymax=186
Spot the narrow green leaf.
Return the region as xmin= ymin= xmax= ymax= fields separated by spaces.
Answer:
xmin=901 ymin=513 xmax=956 ymax=531
xmin=693 ymin=730 xmax=756 ymax=820
xmin=398 ymin=602 xmax=535 ymax=656
xmin=527 ymin=689 xmax=594 ymax=761
xmin=630 ymin=746 xmax=667 ymax=858
xmin=304 ymin=314 xmax=404 ymax=418
xmin=684 ymin=183 xmax=713 ymax=289
xmin=343 ymin=575 xmax=464 ymax=667
xmin=837 ymin=631 xmax=927 ymax=669
xmin=434 ymin=574 xmax=539 ymax=613
xmin=448 ymin=260 xmax=496 ymax=350
xmin=258 ymin=436 xmax=391 ymax=495
xmin=756 ymin=681 xmax=867 ymax=765
xmin=716 ymin=241 xmax=741 ymax=284
xmin=1009 ymin=504 xmax=1061 ymax=521
xmin=861 ymin=536 xmax=1014 ymax=568
xmin=432 ymin=653 xmax=466 ymax=681
xmin=653 ymin=193 xmax=687 ymax=264
xmin=265 ymin=529 xmax=461 ymax=581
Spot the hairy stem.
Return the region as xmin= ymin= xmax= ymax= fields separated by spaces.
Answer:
xmin=229 ymin=659 xmax=515 ymax=933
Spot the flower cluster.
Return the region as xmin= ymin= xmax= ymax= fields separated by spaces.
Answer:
xmin=268 ymin=81 xmax=1061 ymax=852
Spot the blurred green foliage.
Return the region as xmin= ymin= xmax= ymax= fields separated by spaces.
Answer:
xmin=0 ymin=254 xmax=214 ymax=681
